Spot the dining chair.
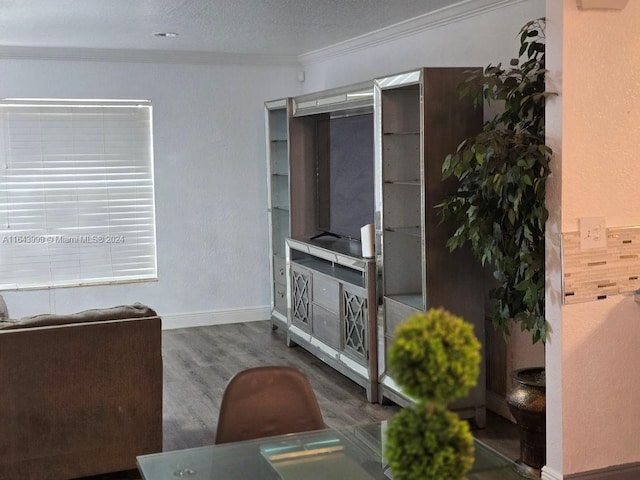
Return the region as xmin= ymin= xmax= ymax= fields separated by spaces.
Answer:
xmin=214 ymin=365 xmax=326 ymax=444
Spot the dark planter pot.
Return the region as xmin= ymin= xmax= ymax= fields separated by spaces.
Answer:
xmin=506 ymin=367 xmax=546 ymax=477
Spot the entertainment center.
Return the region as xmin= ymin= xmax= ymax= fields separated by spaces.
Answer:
xmin=265 ymin=68 xmax=486 ymax=425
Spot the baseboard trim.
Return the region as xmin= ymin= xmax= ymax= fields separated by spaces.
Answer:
xmin=543 ymin=463 xmax=640 ymax=480
xmin=542 ymin=466 xmax=563 ymax=480
xmin=161 ymin=306 xmax=270 ymax=330
xmin=565 ymin=463 xmax=640 ymax=480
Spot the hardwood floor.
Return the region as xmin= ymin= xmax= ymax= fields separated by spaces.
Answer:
xmin=83 ymin=320 xmax=520 ymax=479
xmin=162 ymin=320 xmax=400 ymax=451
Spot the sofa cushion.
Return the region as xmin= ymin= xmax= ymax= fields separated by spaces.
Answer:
xmin=0 ymin=303 xmax=157 ymax=330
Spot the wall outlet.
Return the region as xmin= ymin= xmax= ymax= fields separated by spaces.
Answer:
xmin=579 ymin=217 xmax=607 ymax=251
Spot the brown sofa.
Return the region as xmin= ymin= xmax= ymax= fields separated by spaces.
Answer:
xmin=0 ymin=303 xmax=163 ymax=480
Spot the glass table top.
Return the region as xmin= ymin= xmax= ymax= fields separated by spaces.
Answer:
xmin=137 ymin=422 xmax=527 ymax=479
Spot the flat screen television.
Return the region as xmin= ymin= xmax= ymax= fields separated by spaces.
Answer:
xmin=316 ymin=112 xmax=374 ymax=242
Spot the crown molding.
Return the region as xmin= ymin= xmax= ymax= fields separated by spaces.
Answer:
xmin=0 ymin=0 xmax=530 ymax=67
xmin=0 ymin=45 xmax=299 ymax=67
xmin=298 ymin=0 xmax=529 ymax=65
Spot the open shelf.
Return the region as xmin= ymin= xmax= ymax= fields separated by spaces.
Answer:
xmin=291 ymin=254 xmax=365 ymax=289
xmin=386 ymin=293 xmax=424 ymax=311
xmin=384 ymin=226 xmax=421 ymax=237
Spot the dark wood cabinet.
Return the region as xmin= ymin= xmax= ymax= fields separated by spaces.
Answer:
xmin=375 ymin=68 xmax=486 ymax=426
xmin=265 ymin=69 xmax=487 ymax=417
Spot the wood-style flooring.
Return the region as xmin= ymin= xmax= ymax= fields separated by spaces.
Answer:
xmin=162 ymin=320 xmax=402 ymax=451
xmin=82 ymin=320 xmax=519 ymax=479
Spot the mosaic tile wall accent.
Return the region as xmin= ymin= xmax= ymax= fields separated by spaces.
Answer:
xmin=562 ymin=226 xmax=640 ymax=304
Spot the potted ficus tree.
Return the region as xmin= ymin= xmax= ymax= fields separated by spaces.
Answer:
xmin=437 ymin=17 xmax=552 ymax=476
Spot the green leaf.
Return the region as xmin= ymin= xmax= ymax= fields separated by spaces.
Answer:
xmin=439 ymin=17 xmax=550 ymax=344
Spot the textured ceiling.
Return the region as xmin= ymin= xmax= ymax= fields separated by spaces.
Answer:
xmin=0 ymin=0 xmax=465 ymax=56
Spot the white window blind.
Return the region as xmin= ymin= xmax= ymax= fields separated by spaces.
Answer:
xmin=0 ymin=99 xmax=157 ymax=290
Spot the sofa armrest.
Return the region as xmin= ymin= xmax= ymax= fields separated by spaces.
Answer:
xmin=0 ymin=316 xmax=163 ymax=479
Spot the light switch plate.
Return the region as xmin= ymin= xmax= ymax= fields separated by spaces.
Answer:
xmin=579 ymin=217 xmax=607 ymax=251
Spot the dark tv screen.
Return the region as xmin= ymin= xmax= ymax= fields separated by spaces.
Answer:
xmin=327 ymin=113 xmax=374 ymax=240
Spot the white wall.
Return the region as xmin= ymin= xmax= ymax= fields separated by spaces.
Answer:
xmin=299 ymin=0 xmax=544 ymax=93
xmin=0 ymin=58 xmax=300 ymax=325
xmin=544 ymin=1 xmax=564 ymax=477
xmin=546 ymin=0 xmax=640 ymax=476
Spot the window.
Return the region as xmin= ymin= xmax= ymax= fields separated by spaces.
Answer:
xmin=0 ymin=99 xmax=157 ymax=290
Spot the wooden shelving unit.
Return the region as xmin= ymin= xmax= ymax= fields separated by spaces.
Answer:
xmin=374 ymin=68 xmax=487 ymax=425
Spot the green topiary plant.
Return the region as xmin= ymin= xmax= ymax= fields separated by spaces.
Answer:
xmin=387 ymin=309 xmax=481 ymax=405
xmin=385 ymin=404 xmax=474 ymax=480
xmin=384 ymin=308 xmax=481 ymax=480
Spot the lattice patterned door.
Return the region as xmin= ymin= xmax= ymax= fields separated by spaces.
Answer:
xmin=343 ymin=288 xmax=368 ymax=362
xmin=291 ymin=267 xmax=311 ymax=329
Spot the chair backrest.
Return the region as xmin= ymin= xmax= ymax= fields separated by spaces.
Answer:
xmin=215 ymin=366 xmax=325 ymax=444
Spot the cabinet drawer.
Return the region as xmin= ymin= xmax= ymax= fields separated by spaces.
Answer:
xmin=312 ymin=304 xmax=340 ymax=349
xmin=273 ymin=255 xmax=287 ymax=284
xmin=384 ymin=297 xmax=420 ymax=335
xmin=312 ymin=274 xmax=339 ymax=313
xmin=273 ymin=282 xmax=287 ymax=316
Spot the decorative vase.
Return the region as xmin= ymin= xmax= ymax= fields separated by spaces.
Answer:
xmin=506 ymin=367 xmax=546 ymax=477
